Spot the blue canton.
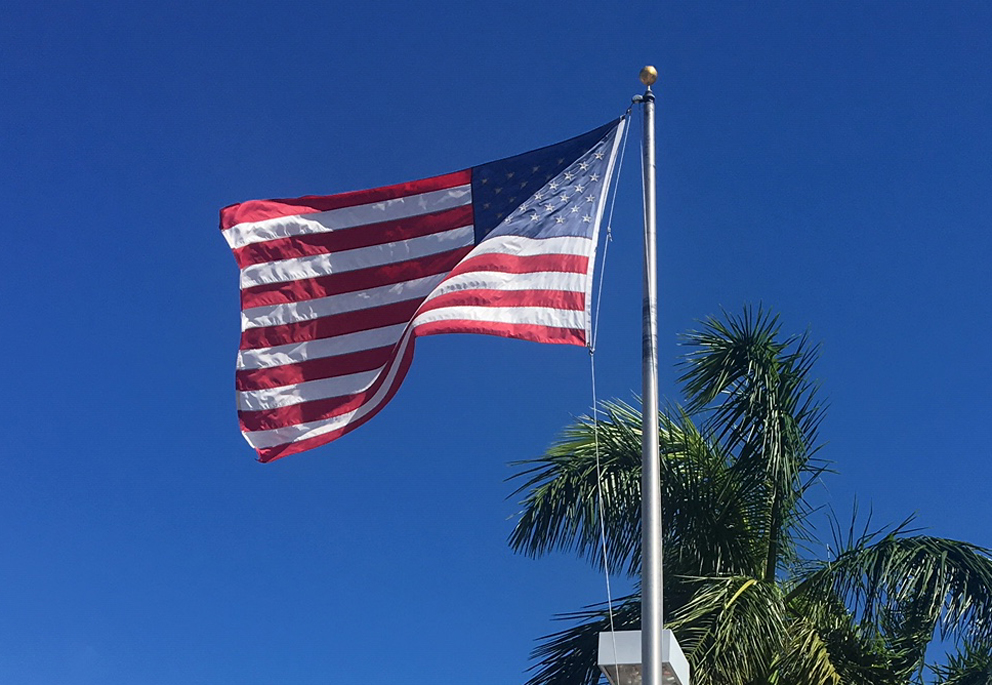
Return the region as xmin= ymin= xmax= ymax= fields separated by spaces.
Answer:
xmin=470 ymin=119 xmax=620 ymax=244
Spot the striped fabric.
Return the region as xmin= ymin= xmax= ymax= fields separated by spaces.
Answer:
xmin=221 ymin=118 xmax=626 ymax=461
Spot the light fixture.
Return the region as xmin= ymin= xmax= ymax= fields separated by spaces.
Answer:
xmin=597 ymin=630 xmax=689 ymax=685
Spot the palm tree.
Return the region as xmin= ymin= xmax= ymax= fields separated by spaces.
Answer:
xmin=509 ymin=308 xmax=992 ymax=685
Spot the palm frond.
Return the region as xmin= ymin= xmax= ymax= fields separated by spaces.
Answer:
xmin=507 ymin=400 xmax=642 ymax=575
xmin=786 ymin=584 xmax=922 ymax=685
xmin=793 ymin=532 xmax=992 ymax=648
xmin=662 ymin=412 xmax=764 ymax=577
xmin=523 ymin=595 xmax=640 ymax=685
xmin=508 ymin=401 xmax=764 ymax=578
xmin=668 ymin=575 xmax=788 ymax=685
xmin=677 ymin=305 xmax=827 ymax=581
xmin=770 ymin=617 xmax=842 ymax=685
xmin=932 ymin=641 xmax=992 ymax=685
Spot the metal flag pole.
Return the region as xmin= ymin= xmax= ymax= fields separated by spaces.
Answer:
xmin=637 ymin=64 xmax=664 ymax=685
xmin=597 ymin=67 xmax=688 ymax=685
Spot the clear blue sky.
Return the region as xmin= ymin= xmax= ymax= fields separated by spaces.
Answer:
xmin=2 ymin=1 xmax=990 ymax=683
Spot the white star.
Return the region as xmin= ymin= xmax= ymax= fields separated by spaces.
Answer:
xmin=560 ymin=193 xmax=570 ymax=203
xmin=585 ymin=195 xmax=596 ymax=203
xmin=530 ymin=212 xmax=540 ymax=222
xmin=582 ymin=215 xmax=592 ymax=222
xmin=574 ymin=184 xmax=585 ymax=193
xmin=544 ymin=203 xmax=555 ymax=212
xmin=590 ymin=173 xmax=600 ymax=182
xmin=555 ymin=216 xmax=565 ymax=224
xmin=564 ymin=171 xmax=575 ymax=181
xmin=570 ymin=206 xmax=580 ymax=213
xmin=579 ymin=162 xmax=589 ymax=170
xmin=594 ymin=151 xmax=604 ymax=160
xmin=534 ymin=192 xmax=545 ymax=201
xmin=550 ymin=181 xmax=559 ymax=191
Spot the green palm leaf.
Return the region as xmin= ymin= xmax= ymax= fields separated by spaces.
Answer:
xmin=508 ymin=402 xmax=761 ymax=578
xmin=522 ymin=596 xmax=640 ymax=685
xmin=508 ymin=307 xmax=992 ymax=685
xmin=794 ymin=533 xmax=992 ymax=646
xmin=932 ymin=641 xmax=992 ymax=685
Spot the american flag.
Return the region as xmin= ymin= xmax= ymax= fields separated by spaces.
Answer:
xmin=221 ymin=118 xmax=626 ymax=461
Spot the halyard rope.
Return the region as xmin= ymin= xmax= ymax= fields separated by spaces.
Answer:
xmin=588 ymin=107 xmax=632 ymax=685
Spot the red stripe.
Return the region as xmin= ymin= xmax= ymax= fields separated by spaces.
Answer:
xmin=446 ymin=252 xmax=589 ymax=278
xmin=236 ymin=346 xmax=395 ymax=392
xmin=220 ymin=170 xmax=472 ymax=231
xmin=240 ymin=299 xmax=423 ymax=350
xmin=241 ymin=293 xmax=586 ymax=422
xmin=232 ymin=205 xmax=474 ymax=269
xmin=254 ymin=335 xmax=416 ymax=462
xmin=414 ymin=319 xmax=586 ymax=346
xmin=249 ymin=310 xmax=585 ymax=464
xmin=417 ymin=289 xmax=585 ymax=314
xmin=241 ymin=333 xmax=416 ymax=435
xmin=241 ymin=388 xmax=370 ymax=433
xmin=241 ymin=247 xmax=472 ymax=309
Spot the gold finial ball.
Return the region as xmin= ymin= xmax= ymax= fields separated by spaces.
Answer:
xmin=639 ymin=65 xmax=658 ymax=86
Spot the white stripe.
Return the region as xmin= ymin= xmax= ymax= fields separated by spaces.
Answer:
xmin=241 ymin=278 xmax=589 ymax=438
xmin=412 ymin=305 xmax=585 ymax=330
xmin=468 ymin=234 xmax=593 ymax=259
xmin=242 ymin=274 xmax=447 ymax=330
xmin=423 ymin=270 xmax=588 ymax=303
xmin=238 ymin=367 xmax=381 ymax=412
xmin=239 ymin=291 xmax=586 ymax=410
xmin=237 ymin=324 xmax=409 ymax=370
xmin=224 ymin=185 xmax=472 ymax=249
xmin=243 ymin=329 xmax=417 ymax=449
xmin=239 ymin=225 xmax=474 ymax=289
xmin=242 ymin=303 xmax=585 ymax=450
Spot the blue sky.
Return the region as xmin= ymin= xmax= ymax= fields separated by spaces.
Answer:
xmin=2 ymin=1 xmax=990 ymax=683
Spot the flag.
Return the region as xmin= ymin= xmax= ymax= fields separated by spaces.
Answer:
xmin=221 ymin=117 xmax=626 ymax=462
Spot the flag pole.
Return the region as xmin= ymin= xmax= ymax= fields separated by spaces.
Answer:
xmin=637 ymin=65 xmax=664 ymax=685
